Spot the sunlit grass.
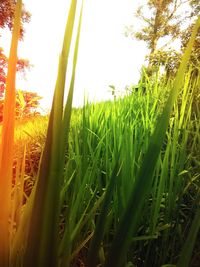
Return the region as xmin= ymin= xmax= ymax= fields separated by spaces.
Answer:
xmin=0 ymin=0 xmax=199 ymax=266
xmin=0 ymin=0 xmax=22 ymax=265
xmin=5 ymin=71 xmax=200 ymax=267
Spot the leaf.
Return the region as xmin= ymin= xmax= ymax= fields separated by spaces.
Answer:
xmin=104 ymin=16 xmax=200 ymax=267
xmin=0 ymin=0 xmax=22 ymax=265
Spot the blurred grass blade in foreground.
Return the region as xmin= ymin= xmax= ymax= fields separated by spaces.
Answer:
xmin=23 ymin=0 xmax=83 ymax=266
xmin=0 ymin=0 xmax=22 ymax=265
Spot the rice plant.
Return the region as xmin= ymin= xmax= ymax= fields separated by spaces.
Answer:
xmin=0 ymin=1 xmax=199 ymax=267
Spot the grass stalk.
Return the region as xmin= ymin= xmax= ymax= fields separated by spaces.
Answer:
xmin=0 ymin=0 xmax=22 ymax=265
xmin=177 ymin=207 xmax=200 ymax=267
xmin=104 ymin=16 xmax=200 ymax=267
xmin=22 ymin=1 xmax=83 ymax=266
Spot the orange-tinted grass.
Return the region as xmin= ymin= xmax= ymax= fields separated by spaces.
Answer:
xmin=0 ymin=0 xmax=22 ymax=265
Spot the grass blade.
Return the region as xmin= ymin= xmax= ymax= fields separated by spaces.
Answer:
xmin=61 ymin=0 xmax=84 ymax=169
xmin=177 ymin=207 xmax=200 ymax=267
xmin=0 ymin=0 xmax=22 ymax=265
xmin=23 ymin=1 xmax=81 ymax=266
xmin=88 ymin=157 xmax=121 ymax=267
xmin=104 ymin=16 xmax=200 ymax=267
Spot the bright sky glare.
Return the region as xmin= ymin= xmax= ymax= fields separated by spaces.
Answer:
xmin=1 ymin=0 xmax=148 ymax=110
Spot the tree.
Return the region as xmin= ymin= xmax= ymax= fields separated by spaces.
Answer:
xmin=15 ymin=90 xmax=42 ymax=119
xmin=0 ymin=0 xmax=31 ymax=96
xmin=0 ymin=48 xmax=41 ymax=122
xmin=0 ymin=0 xmax=42 ymax=122
xmin=126 ymin=0 xmax=192 ymax=76
xmin=0 ymin=90 xmax=42 ymax=122
xmin=0 ymin=47 xmax=30 ymax=98
xmin=0 ymin=0 xmax=31 ymax=38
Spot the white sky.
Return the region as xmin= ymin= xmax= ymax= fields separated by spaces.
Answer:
xmin=1 ymin=0 xmax=149 ymax=110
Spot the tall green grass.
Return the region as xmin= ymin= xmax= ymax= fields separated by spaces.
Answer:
xmin=0 ymin=0 xmax=199 ymax=266
xmin=12 ymin=66 xmax=200 ymax=266
xmin=102 ymin=16 xmax=200 ymax=267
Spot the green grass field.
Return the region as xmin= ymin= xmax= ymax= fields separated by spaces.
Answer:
xmin=0 ymin=1 xmax=199 ymax=266
xmin=12 ymin=74 xmax=200 ymax=266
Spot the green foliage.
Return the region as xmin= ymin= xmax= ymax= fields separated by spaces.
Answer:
xmin=103 ymin=16 xmax=200 ymax=267
xmin=12 ymin=65 xmax=200 ymax=266
xmin=126 ymin=0 xmax=200 ymax=79
xmin=130 ymin=0 xmax=185 ymax=53
xmin=0 ymin=1 xmax=199 ymax=267
xmin=20 ymin=1 xmax=83 ymax=267
xmin=177 ymin=207 xmax=200 ymax=267
xmin=181 ymin=26 xmax=200 ymax=68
